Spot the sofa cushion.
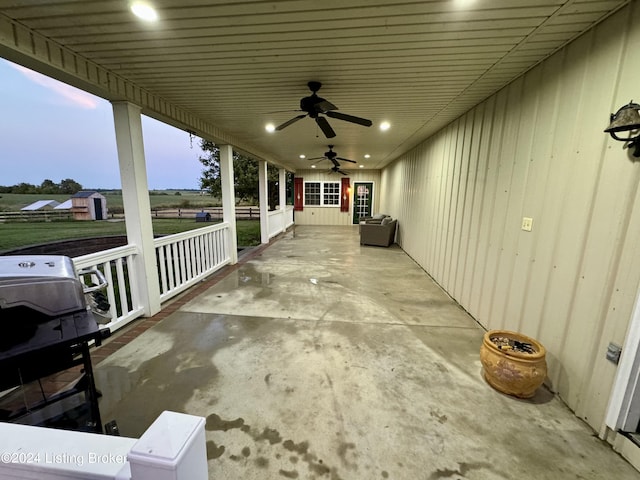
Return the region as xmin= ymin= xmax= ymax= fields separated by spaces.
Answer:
xmin=381 ymin=217 xmax=393 ymax=225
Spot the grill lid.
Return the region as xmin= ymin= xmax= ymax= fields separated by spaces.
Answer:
xmin=0 ymin=255 xmax=86 ymax=317
xmin=0 ymin=255 xmax=78 ymax=279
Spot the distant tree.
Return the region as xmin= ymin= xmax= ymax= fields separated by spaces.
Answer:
xmin=234 ymin=155 xmax=260 ymax=202
xmin=13 ymin=182 xmax=38 ymax=194
xmin=40 ymin=179 xmax=59 ymax=194
xmin=198 ymin=140 xmax=278 ymax=204
xmin=0 ymin=179 xmax=84 ymax=194
xmin=199 ymin=140 xmax=222 ymax=198
xmin=59 ymin=178 xmax=82 ymax=194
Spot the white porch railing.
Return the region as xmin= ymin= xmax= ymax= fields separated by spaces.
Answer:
xmin=155 ymin=222 xmax=231 ymax=302
xmin=268 ymin=206 xmax=294 ymax=239
xmin=0 ymin=411 xmax=207 ymax=480
xmin=74 ymin=244 xmax=143 ymax=333
xmin=73 ymin=223 xmax=231 ymax=333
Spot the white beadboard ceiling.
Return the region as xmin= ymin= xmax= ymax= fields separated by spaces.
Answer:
xmin=0 ymin=0 xmax=629 ymax=172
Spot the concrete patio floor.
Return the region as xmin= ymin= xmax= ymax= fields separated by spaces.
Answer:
xmin=94 ymin=225 xmax=640 ymax=480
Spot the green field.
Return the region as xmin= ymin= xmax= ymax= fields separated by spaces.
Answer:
xmin=0 ymin=192 xmax=261 ymax=252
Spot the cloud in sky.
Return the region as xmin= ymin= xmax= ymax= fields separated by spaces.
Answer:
xmin=10 ymin=62 xmax=100 ymax=109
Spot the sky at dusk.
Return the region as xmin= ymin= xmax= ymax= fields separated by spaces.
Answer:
xmin=0 ymin=58 xmax=207 ymax=190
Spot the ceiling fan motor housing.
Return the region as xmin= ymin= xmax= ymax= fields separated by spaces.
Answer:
xmin=300 ymin=94 xmax=331 ymax=115
xmin=325 ymin=145 xmax=337 ymax=159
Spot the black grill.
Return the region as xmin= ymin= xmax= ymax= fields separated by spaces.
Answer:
xmin=0 ymin=255 xmax=110 ymax=433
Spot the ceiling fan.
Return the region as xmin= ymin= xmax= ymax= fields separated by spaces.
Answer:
xmin=275 ymin=81 xmax=372 ymax=138
xmin=308 ymin=145 xmax=356 ymax=175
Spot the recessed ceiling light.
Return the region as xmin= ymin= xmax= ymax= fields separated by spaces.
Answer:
xmin=311 ymin=165 xmax=316 ymax=169
xmin=131 ymin=2 xmax=158 ymax=21
xmin=364 ymin=154 xmax=371 ymax=159
xmin=380 ymin=121 xmax=391 ymax=131
xmin=299 ymin=154 xmax=306 ymax=159
xmin=265 ymin=123 xmax=276 ymax=133
xmin=359 ymin=165 xmax=364 ymax=168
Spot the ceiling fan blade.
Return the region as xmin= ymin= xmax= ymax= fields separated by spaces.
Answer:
xmin=338 ymin=169 xmax=348 ymax=176
xmin=325 ymin=111 xmax=373 ymax=127
xmin=307 ymin=156 xmax=326 ymax=161
xmin=275 ymin=114 xmax=306 ymax=131
xmin=336 ymin=156 xmax=357 ymax=164
xmin=266 ymin=109 xmax=303 ymax=114
xmin=316 ymin=117 xmax=336 ymax=138
xmin=314 ymin=100 xmax=338 ymax=113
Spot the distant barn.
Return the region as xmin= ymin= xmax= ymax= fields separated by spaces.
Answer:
xmin=20 ymin=199 xmax=60 ymax=211
xmin=71 ymin=191 xmax=107 ymax=220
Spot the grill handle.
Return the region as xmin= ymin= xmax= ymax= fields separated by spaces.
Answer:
xmin=77 ymin=268 xmax=108 ymax=293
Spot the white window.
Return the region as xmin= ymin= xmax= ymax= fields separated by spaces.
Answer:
xmin=304 ymin=181 xmax=341 ymax=206
xmin=323 ymin=182 xmax=340 ymax=205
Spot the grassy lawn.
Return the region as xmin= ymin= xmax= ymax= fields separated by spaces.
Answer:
xmin=0 ymin=219 xmax=261 ymax=252
xmin=0 ymin=192 xmax=262 ymax=253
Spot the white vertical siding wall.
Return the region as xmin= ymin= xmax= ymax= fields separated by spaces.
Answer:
xmin=380 ymin=4 xmax=640 ymax=432
xmin=295 ymin=169 xmax=381 ymax=225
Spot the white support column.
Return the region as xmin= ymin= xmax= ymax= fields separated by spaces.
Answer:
xmin=111 ymin=101 xmax=161 ymax=316
xmin=219 ymin=144 xmax=238 ymax=264
xmin=258 ymin=160 xmax=269 ymax=244
xmin=279 ymin=168 xmax=287 ymax=233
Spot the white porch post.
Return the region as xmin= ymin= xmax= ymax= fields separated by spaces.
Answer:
xmin=279 ymin=168 xmax=287 ymax=233
xmin=219 ymin=144 xmax=238 ymax=264
xmin=258 ymin=160 xmax=269 ymax=244
xmin=111 ymin=101 xmax=161 ymax=316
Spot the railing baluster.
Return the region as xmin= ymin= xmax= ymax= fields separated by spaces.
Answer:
xmin=158 ymin=246 xmax=168 ymax=295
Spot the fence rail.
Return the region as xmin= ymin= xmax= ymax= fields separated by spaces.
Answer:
xmin=0 ymin=206 xmax=264 ymax=222
xmin=151 ymin=206 xmax=260 ymax=220
xmin=0 ymin=210 xmax=73 ymax=222
xmin=0 ymin=206 xmax=260 ymax=223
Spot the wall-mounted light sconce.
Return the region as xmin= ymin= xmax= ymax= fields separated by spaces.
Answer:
xmin=605 ymin=101 xmax=640 ymax=157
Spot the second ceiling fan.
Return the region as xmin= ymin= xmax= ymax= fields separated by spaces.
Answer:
xmin=275 ymin=81 xmax=372 ymax=138
xmin=308 ymin=145 xmax=356 ymax=175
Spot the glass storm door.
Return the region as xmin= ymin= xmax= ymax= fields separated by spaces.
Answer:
xmin=352 ymin=182 xmax=373 ymax=224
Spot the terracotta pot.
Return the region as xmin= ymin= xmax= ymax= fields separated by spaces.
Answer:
xmin=479 ymin=329 xmax=547 ymax=399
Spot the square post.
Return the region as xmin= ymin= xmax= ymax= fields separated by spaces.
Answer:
xmin=111 ymin=101 xmax=160 ymax=316
xmin=258 ymin=160 xmax=269 ymax=244
xmin=279 ymin=168 xmax=287 ymax=233
xmin=219 ymin=144 xmax=238 ymax=264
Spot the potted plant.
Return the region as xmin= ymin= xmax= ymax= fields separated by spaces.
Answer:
xmin=479 ymin=330 xmax=547 ymax=398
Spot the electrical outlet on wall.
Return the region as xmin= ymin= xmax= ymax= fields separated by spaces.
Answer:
xmin=521 ymin=217 xmax=533 ymax=232
xmin=607 ymin=343 xmax=622 ymax=364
